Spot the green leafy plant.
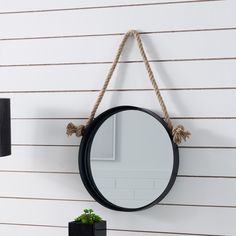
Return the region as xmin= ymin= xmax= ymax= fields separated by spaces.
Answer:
xmin=74 ymin=209 xmax=102 ymax=224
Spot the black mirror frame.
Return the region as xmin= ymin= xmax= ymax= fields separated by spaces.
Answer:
xmin=79 ymin=106 xmax=179 ymax=211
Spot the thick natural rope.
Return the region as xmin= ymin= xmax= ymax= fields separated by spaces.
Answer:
xmin=66 ymin=30 xmax=190 ymax=144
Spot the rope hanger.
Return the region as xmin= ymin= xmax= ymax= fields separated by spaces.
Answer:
xmin=66 ymin=30 xmax=190 ymax=145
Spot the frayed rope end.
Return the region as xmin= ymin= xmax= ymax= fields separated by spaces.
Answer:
xmin=172 ymin=125 xmax=191 ymax=145
xmin=66 ymin=122 xmax=85 ymax=137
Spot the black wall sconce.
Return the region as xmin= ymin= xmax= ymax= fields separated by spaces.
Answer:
xmin=0 ymin=99 xmax=11 ymax=157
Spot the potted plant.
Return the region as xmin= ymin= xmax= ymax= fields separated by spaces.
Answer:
xmin=69 ymin=209 xmax=106 ymax=236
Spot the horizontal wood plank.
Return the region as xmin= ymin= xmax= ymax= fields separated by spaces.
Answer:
xmin=109 ymin=231 xmax=200 ymax=236
xmin=0 ymin=1 xmax=232 ymax=38
xmin=164 ymin=177 xmax=236 ymax=206
xmin=0 ymin=225 xmax=66 ymax=236
xmin=0 ymin=146 xmax=79 ymax=173
xmin=0 ymin=224 xmax=195 ymax=236
xmin=3 ymin=90 xmax=236 ymax=118
xmin=0 ymin=60 xmax=235 ymax=91
xmin=1 ymin=146 xmax=236 ymax=178
xmin=179 ymin=148 xmax=236 ymax=177
xmin=0 ymin=31 xmax=236 ymax=65
xmin=0 ymin=172 xmax=90 ymax=200
xmin=0 ymin=199 xmax=235 ymax=235
xmin=11 ymin=118 xmax=236 ymax=147
xmin=0 ymin=0 xmax=210 ymax=12
xmin=0 ymin=172 xmax=236 ymax=208
xmin=12 ymin=119 xmax=81 ymax=146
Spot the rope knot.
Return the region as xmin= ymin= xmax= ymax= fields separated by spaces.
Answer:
xmin=172 ymin=125 xmax=191 ymax=145
xmin=66 ymin=122 xmax=85 ymax=137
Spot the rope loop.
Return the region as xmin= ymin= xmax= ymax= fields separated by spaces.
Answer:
xmin=66 ymin=30 xmax=190 ymax=144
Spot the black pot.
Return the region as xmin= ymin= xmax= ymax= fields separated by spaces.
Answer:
xmin=68 ymin=221 xmax=106 ymax=236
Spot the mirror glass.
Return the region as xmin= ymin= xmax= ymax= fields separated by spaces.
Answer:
xmin=89 ymin=109 xmax=175 ymax=209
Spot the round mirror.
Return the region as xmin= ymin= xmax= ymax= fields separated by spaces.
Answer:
xmin=79 ymin=106 xmax=179 ymax=211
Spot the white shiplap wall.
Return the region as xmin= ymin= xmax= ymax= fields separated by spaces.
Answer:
xmin=0 ymin=0 xmax=235 ymax=235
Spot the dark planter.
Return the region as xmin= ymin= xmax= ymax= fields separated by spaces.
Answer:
xmin=69 ymin=221 xmax=106 ymax=236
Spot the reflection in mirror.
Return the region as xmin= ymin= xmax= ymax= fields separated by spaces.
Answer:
xmin=90 ymin=110 xmax=174 ymax=209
